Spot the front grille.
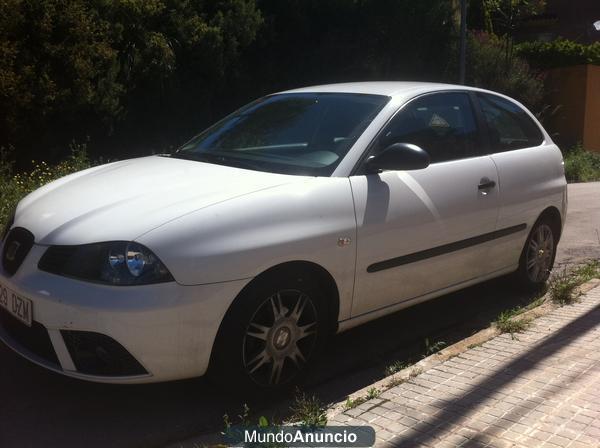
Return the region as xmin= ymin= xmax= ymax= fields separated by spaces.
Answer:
xmin=0 ymin=307 xmax=60 ymax=366
xmin=2 ymin=227 xmax=35 ymax=276
xmin=61 ymin=330 xmax=147 ymax=376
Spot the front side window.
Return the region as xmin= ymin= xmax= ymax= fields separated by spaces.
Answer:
xmin=478 ymin=93 xmax=543 ymax=152
xmin=375 ymin=92 xmax=481 ymax=164
xmin=174 ymin=93 xmax=389 ymax=176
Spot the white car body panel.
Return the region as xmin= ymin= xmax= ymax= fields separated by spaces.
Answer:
xmin=16 ymin=156 xmax=301 ymax=245
xmin=136 ymin=177 xmax=357 ymax=318
xmin=0 ymin=82 xmax=567 ymax=383
xmin=487 ymin=144 xmax=567 ymax=270
xmin=349 ymin=155 xmax=500 ymax=317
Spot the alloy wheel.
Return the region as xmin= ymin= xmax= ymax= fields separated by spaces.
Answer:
xmin=242 ymin=289 xmax=318 ymax=387
xmin=525 ymin=223 xmax=554 ymax=283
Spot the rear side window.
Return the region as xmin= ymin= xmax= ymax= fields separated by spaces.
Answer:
xmin=378 ymin=92 xmax=481 ymax=164
xmin=478 ymin=93 xmax=544 ymax=152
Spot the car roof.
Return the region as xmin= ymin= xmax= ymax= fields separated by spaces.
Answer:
xmin=278 ymin=81 xmax=486 ymax=98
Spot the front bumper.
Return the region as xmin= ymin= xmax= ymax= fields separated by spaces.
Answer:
xmin=0 ymin=244 xmax=250 ymax=383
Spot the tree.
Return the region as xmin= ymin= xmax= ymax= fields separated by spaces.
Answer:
xmin=0 ymin=0 xmax=263 ymax=163
xmin=483 ymin=0 xmax=546 ymax=68
xmin=467 ymin=31 xmax=543 ymax=109
xmin=1 ymin=0 xmax=461 ymax=164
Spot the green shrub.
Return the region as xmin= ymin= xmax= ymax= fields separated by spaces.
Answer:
xmin=0 ymin=145 xmax=93 ymax=229
xmin=516 ymin=39 xmax=600 ymax=70
xmin=466 ymin=31 xmax=544 ymax=110
xmin=563 ymin=145 xmax=600 ymax=183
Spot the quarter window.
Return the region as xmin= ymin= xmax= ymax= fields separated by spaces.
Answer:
xmin=377 ymin=92 xmax=481 ymax=164
xmin=478 ymin=93 xmax=543 ymax=152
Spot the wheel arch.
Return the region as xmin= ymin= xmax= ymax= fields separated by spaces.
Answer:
xmin=537 ymin=206 xmax=563 ymax=241
xmin=243 ymin=261 xmax=340 ymax=334
xmin=208 ymin=260 xmax=341 ymax=372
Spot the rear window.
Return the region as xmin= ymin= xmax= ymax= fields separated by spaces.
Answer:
xmin=478 ymin=93 xmax=543 ymax=152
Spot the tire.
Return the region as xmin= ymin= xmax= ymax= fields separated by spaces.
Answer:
xmin=208 ymin=270 xmax=329 ymax=394
xmin=516 ymin=217 xmax=558 ymax=290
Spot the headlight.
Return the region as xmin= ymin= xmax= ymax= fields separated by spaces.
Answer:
xmin=38 ymin=241 xmax=174 ymax=285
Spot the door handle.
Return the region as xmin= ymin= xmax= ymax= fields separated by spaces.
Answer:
xmin=478 ymin=179 xmax=496 ymax=190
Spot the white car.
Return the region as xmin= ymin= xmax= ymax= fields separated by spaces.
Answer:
xmin=0 ymin=82 xmax=566 ymax=390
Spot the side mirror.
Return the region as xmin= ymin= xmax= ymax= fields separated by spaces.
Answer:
xmin=365 ymin=143 xmax=430 ymax=173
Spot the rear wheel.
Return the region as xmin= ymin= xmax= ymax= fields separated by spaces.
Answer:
xmin=516 ymin=218 xmax=558 ymax=289
xmin=209 ymin=270 xmax=329 ymax=393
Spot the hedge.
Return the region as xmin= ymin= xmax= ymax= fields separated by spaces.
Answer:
xmin=516 ymin=38 xmax=600 ymax=70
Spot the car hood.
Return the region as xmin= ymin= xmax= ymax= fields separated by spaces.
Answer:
xmin=15 ymin=156 xmax=304 ymax=245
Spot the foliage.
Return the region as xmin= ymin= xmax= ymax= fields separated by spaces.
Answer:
xmin=549 ymin=267 xmax=582 ymax=305
xmin=563 ymin=145 xmax=600 ymax=183
xmin=0 ymin=144 xmax=93 ymax=229
xmin=343 ymin=387 xmax=380 ymax=410
xmin=365 ymin=387 xmax=380 ymax=400
xmin=466 ymin=31 xmax=544 ymax=109
xmin=572 ymin=260 xmax=600 ymax=283
xmin=480 ymin=0 xmax=546 ymax=73
xmin=290 ymin=390 xmax=327 ymax=428
xmin=0 ymin=0 xmax=263 ymax=163
xmin=344 ymin=395 xmax=368 ymax=410
xmin=549 ymin=261 xmax=600 ymax=305
xmin=384 ymin=360 xmax=411 ymax=376
xmin=483 ymin=0 xmax=546 ymax=37
xmin=516 ymin=39 xmax=600 ymax=70
xmin=423 ymin=338 xmax=446 ymax=357
xmin=495 ymin=307 xmax=531 ymax=337
xmin=0 ymin=0 xmax=461 ymax=167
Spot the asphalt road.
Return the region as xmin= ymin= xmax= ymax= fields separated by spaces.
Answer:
xmin=555 ymin=182 xmax=600 ymax=266
xmin=1 ymin=182 xmax=598 ymax=448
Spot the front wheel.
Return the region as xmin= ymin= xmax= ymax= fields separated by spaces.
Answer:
xmin=208 ymin=271 xmax=329 ymax=393
xmin=516 ymin=219 xmax=558 ymax=289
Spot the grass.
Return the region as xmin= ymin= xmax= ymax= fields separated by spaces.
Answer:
xmin=495 ymin=307 xmax=532 ymax=338
xmin=572 ymin=260 xmax=600 ymax=283
xmin=423 ymin=338 xmax=446 ymax=357
xmin=365 ymin=387 xmax=381 ymax=399
xmin=549 ymin=268 xmax=583 ymax=305
xmin=344 ymin=395 xmax=368 ymax=410
xmin=549 ymin=261 xmax=600 ymax=305
xmin=289 ymin=390 xmax=327 ymax=427
xmin=344 ymin=387 xmax=380 ymax=410
xmin=384 ymin=360 xmax=411 ymax=376
xmin=563 ymin=145 xmax=600 ymax=183
xmin=0 ymin=144 xmax=94 ymax=229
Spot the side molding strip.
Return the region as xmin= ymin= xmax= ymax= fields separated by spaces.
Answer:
xmin=367 ymin=223 xmax=527 ymax=273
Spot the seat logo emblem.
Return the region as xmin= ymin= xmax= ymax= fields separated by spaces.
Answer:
xmin=5 ymin=241 xmax=20 ymax=262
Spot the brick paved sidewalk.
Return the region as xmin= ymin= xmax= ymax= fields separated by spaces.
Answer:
xmin=331 ymin=284 xmax=600 ymax=448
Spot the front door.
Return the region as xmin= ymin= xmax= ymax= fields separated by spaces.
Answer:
xmin=350 ymin=91 xmax=500 ymax=317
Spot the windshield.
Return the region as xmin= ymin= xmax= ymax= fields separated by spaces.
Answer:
xmin=173 ymin=92 xmax=389 ymax=176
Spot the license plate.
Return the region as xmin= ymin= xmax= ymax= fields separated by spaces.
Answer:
xmin=0 ymin=282 xmax=33 ymax=327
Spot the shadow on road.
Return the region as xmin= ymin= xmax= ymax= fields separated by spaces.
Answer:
xmin=0 ymin=275 xmax=540 ymax=448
